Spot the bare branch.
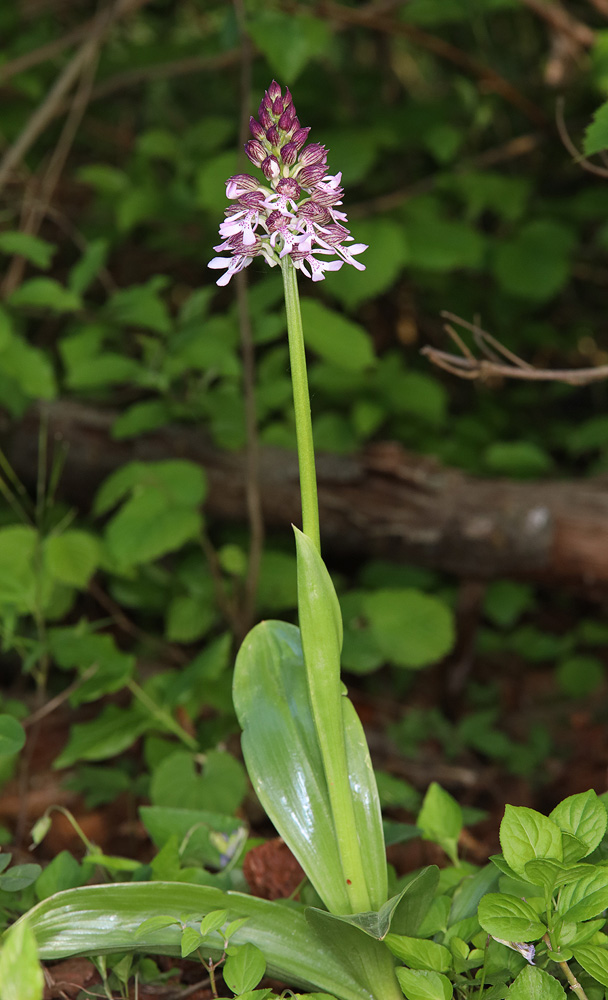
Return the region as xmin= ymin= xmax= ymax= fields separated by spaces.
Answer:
xmin=422 ymin=312 xmax=608 ymax=386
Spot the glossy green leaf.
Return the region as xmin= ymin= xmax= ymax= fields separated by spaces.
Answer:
xmin=506 ymin=965 xmax=566 ymax=999
xmin=299 ymin=299 xmax=375 ymax=372
xmin=305 ymin=907 xmax=403 ymax=1000
xmin=572 ymin=944 xmax=608 ymax=988
xmin=295 ymin=528 xmax=385 ymax=913
xmin=44 ymin=531 xmax=100 ymax=588
xmin=0 ymin=231 xmax=55 ymax=269
xmin=326 ymin=220 xmax=409 ymax=307
xmin=396 ymin=968 xmax=452 ymax=1000
xmin=477 ymin=893 xmax=546 ymax=942
xmin=223 ymin=943 xmax=266 ymax=994
xmin=0 ymin=715 xmax=25 ymax=755
xmin=8 ymin=277 xmax=81 ymax=312
xmin=500 ymin=806 xmax=563 ymax=876
xmin=247 ymin=9 xmax=331 ymax=83
xmin=234 ymin=619 xmax=351 ymax=914
xmin=0 ymin=919 xmax=44 ymax=1000
xmin=584 ymin=100 xmax=608 ymax=156
xmin=362 ymin=589 xmax=454 ymax=669
xmin=385 ymin=935 xmax=452 ymax=973
xmin=448 ymin=863 xmax=500 ymax=924
xmin=549 ymin=790 xmax=607 ymax=860
xmin=557 ymin=867 xmax=608 ymax=922
xmin=18 ymin=883 xmax=379 ymax=1000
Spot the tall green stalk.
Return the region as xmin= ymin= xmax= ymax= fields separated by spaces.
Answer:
xmin=281 ymin=257 xmax=321 ymax=554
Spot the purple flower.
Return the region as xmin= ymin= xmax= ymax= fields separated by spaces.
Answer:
xmin=209 ymin=81 xmax=367 ymax=286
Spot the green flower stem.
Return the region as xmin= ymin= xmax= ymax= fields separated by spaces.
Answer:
xmin=281 ymin=257 xmax=321 ymax=553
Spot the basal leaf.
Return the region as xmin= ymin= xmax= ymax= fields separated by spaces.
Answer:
xmin=17 ymin=883 xmax=379 ymax=1000
xmin=500 ymin=806 xmax=563 ymax=876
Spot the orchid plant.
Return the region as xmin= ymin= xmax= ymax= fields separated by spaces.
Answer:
xmin=8 ymin=82 xmax=608 ymax=1000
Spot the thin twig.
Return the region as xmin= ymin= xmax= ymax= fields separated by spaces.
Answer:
xmin=0 ymin=22 xmax=90 ymax=83
xmin=24 ymin=663 xmax=99 ymax=728
xmin=556 ymin=96 xmax=608 ymax=178
xmin=0 ymin=0 xmax=148 ymax=197
xmin=520 ymin=0 xmax=595 ymax=47
xmin=1 ymin=38 xmax=101 ymax=297
xmin=422 ymin=312 xmax=608 ymax=385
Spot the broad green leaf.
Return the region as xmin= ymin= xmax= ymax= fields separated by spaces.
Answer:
xmin=200 ymin=909 xmax=229 ymax=937
xmin=104 ymin=489 xmax=202 ymax=569
xmin=0 ymin=715 xmax=25 ymax=755
xmin=139 ymin=806 xmax=244 ymax=869
xmin=53 ymin=704 xmax=150 ymax=768
xmin=484 ymin=581 xmax=534 ymax=629
xmin=65 ymin=352 xmax=141 ymax=390
xmin=418 ymin=783 xmax=463 ymax=845
xmin=506 ymin=965 xmax=566 ymax=999
xmin=500 ymin=806 xmax=563 ymax=876
xmin=35 ymin=852 xmax=84 ymax=901
xmin=385 ymin=935 xmax=452 ymax=972
xmin=106 ymin=278 xmax=172 ymax=335
xmin=149 ymin=750 xmax=246 ymax=816
xmin=584 ymin=101 xmax=608 ymax=156
xmin=247 ymin=10 xmax=331 ymax=83
xmin=550 ymin=791 xmax=607 ymax=860
xmin=523 ymin=859 xmax=573 ymax=891
xmin=234 ymin=619 xmax=386 ymax=914
xmin=299 ymin=299 xmax=375 ymax=372
xmin=295 ymin=528 xmax=386 ymax=912
xmin=484 ymin=441 xmax=553 ymax=478
xmin=492 ymin=220 xmax=575 ymax=302
xmin=0 ymin=525 xmax=39 ymax=611
xmin=112 ymin=400 xmax=172 ymax=439
xmin=48 ymin=628 xmax=134 ymax=706
xmin=67 ymin=239 xmax=109 ymax=295
xmin=180 ymin=925 xmax=202 ymax=957
xmin=8 ymin=277 xmax=81 ymax=312
xmin=0 ymin=919 xmax=44 ymax=1000
xmin=224 ymin=943 xmax=266 ymax=994
xmin=448 ymin=863 xmax=500 ymax=924
xmin=402 ymin=198 xmax=485 ymax=272
xmin=572 ymin=944 xmax=608 ymax=988
xmin=44 ymin=531 xmax=100 ymax=588
xmin=556 ymin=657 xmax=603 ymax=698
xmin=477 ymin=893 xmax=546 ymax=942
xmin=305 ymin=907 xmax=403 ymax=1000
xmin=326 ymin=219 xmax=409 ymax=307
xmin=94 ymin=460 xmax=206 ymax=515
xmin=0 ymin=863 xmax=41 ymax=892
xmin=0 ymin=231 xmax=55 ymax=269
xmin=18 ymin=882 xmax=383 ymax=1000
xmin=0 ymin=335 xmax=56 ymax=399
xmin=396 ymin=967 xmax=452 ymax=1000
xmin=362 ymin=589 xmax=455 ymax=669
xmin=557 ymin=868 xmax=608 ymax=922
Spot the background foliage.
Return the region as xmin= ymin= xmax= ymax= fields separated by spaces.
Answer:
xmin=1 ymin=0 xmax=608 ymax=992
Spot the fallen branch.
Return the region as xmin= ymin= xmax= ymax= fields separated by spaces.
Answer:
xmin=3 ymin=400 xmax=608 ymax=588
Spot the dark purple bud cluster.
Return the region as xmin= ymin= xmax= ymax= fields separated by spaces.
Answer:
xmin=209 ymin=82 xmax=367 ymax=286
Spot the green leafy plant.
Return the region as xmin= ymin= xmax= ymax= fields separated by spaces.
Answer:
xmin=6 ymin=76 xmax=608 ymax=1000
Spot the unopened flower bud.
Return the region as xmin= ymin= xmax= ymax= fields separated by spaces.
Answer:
xmin=272 ymin=96 xmax=283 ymax=116
xmin=280 ymin=141 xmax=298 ymax=166
xmin=262 ymin=155 xmax=281 ymax=181
xmin=268 ymin=80 xmax=282 ymax=102
xmin=292 ymin=127 xmax=310 ymax=150
xmin=245 ymin=139 xmax=266 ymax=167
xmin=226 ymin=173 xmax=261 ymax=199
xmin=259 ymin=107 xmax=272 ymax=130
xmin=249 ymin=117 xmax=265 ymax=142
xmin=283 ymin=87 xmax=293 ymax=107
xmin=266 ymin=125 xmax=280 ymax=146
xmin=279 ymin=104 xmax=296 ymax=131
xmin=298 ymin=143 xmax=327 ymax=167
xmin=299 ymin=163 xmax=327 ymax=187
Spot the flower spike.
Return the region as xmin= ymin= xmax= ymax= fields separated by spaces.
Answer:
xmin=209 ymin=82 xmax=367 ymax=285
